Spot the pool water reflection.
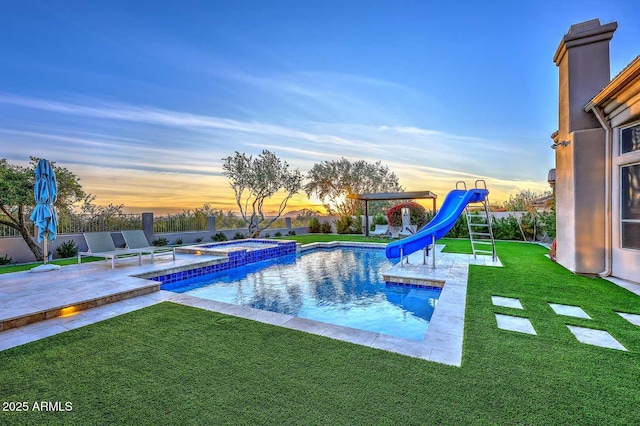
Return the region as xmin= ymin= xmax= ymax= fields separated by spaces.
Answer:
xmin=168 ymin=248 xmax=440 ymax=341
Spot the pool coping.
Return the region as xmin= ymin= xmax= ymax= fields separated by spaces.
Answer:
xmin=174 ymin=238 xmax=290 ymax=257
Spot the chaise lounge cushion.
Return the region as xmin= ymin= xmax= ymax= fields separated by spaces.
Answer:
xmin=121 ymin=230 xmax=175 ymax=262
xmin=78 ymin=232 xmax=142 ymax=269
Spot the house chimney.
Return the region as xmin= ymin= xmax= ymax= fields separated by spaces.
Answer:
xmin=551 ymin=19 xmax=616 ymax=275
xmin=553 ymin=19 xmax=617 ymax=136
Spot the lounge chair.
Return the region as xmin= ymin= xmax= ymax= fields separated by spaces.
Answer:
xmin=78 ymin=232 xmax=142 ymax=269
xmin=370 ymin=225 xmax=390 ymax=236
xmin=121 ymin=230 xmax=175 ymax=262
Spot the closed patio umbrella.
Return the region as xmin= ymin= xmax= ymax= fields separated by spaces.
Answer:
xmin=29 ymin=159 xmax=60 ymax=272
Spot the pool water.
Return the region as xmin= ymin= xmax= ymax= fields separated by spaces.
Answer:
xmin=168 ymin=247 xmax=440 ymax=341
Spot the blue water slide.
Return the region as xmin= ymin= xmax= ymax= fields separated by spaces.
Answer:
xmin=385 ymin=188 xmax=489 ymax=260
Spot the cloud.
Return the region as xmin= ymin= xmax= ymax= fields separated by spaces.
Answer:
xmin=0 ymin=93 xmax=386 ymax=151
xmin=0 ymin=93 xmax=552 ymax=212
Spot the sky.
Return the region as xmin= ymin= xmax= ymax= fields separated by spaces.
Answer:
xmin=1 ymin=0 xmax=639 ymax=214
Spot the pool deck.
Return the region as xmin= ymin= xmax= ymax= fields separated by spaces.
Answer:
xmin=0 ymin=242 xmax=595 ymax=366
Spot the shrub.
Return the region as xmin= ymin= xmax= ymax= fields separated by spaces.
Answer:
xmin=387 ymin=202 xmax=427 ymax=229
xmin=233 ymin=232 xmax=246 ymax=240
xmin=308 ymin=217 xmax=321 ymax=233
xmin=424 ymin=210 xmax=435 ymax=224
xmin=491 ymin=215 xmax=521 ymax=240
xmin=538 ymin=210 xmax=556 ymax=239
xmin=0 ymin=254 xmax=13 ymax=266
xmin=175 ymin=237 xmax=183 ymax=245
xmin=56 ymin=240 xmax=78 ymax=258
xmin=519 ymin=212 xmax=532 ymax=241
xmin=353 ymin=215 xmax=363 ymax=234
xmin=370 ymin=213 xmax=388 ymax=231
xmin=320 ymin=221 xmax=332 ymax=233
xmin=195 ymin=237 xmax=203 ymax=243
xmin=274 ymin=231 xmax=282 ymax=237
xmin=335 ymin=216 xmax=350 ymax=234
xmin=335 ymin=215 xmax=363 ymax=234
xmin=212 ymin=232 xmax=228 ymax=242
xmin=288 ymin=230 xmax=296 ymax=236
xmin=152 ymin=237 xmax=168 ymax=246
xmin=518 ymin=211 xmax=556 ymax=242
xmin=263 ymin=232 xmax=270 ymax=238
xmin=444 ymin=214 xmax=469 ymax=238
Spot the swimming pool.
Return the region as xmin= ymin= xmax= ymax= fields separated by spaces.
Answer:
xmin=165 ymin=247 xmax=441 ymax=341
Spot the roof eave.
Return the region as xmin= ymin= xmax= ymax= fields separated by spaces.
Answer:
xmin=585 ymin=56 xmax=640 ymax=111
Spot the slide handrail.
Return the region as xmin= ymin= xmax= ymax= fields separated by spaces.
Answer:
xmin=475 ymin=180 xmax=487 ymax=190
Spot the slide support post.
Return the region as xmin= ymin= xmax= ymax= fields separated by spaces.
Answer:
xmin=431 ymin=235 xmax=436 ymax=269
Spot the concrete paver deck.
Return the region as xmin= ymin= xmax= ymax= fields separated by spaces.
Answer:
xmin=495 ymin=314 xmax=537 ymax=335
xmin=0 ymin=254 xmax=225 ymax=329
xmin=617 ymin=312 xmax=640 ymax=326
xmin=548 ymin=303 xmax=591 ymax=319
xmin=492 ymin=296 xmax=524 ymax=309
xmin=566 ymin=325 xmax=627 ymax=351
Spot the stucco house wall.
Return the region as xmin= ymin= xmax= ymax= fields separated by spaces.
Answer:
xmin=553 ymin=19 xmax=613 ymax=275
xmin=554 ymin=18 xmax=640 ymax=283
xmin=555 ymin=129 xmax=606 ymax=274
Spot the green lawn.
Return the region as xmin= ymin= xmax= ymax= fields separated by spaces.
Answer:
xmin=0 ymin=256 xmax=106 ymax=273
xmin=1 ymin=239 xmax=639 ymax=424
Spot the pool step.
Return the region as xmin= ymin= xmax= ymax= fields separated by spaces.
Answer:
xmin=384 ymin=276 xmax=445 ymax=288
xmin=0 ymin=281 xmax=160 ymax=332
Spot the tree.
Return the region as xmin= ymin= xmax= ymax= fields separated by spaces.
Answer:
xmin=222 ymin=150 xmax=303 ymax=238
xmin=502 ymin=189 xmax=555 ymax=241
xmin=502 ymin=189 xmax=552 ymax=212
xmin=386 ymin=202 xmax=428 ymax=229
xmin=304 ymin=158 xmax=403 ymax=215
xmin=295 ymin=208 xmax=320 ymax=221
xmin=0 ymin=157 xmax=85 ymax=261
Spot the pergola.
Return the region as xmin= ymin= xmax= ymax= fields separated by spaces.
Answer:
xmin=346 ymin=191 xmax=438 ymax=236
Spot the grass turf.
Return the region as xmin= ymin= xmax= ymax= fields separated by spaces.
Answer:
xmin=0 ymin=256 xmax=106 ymax=274
xmin=1 ymin=241 xmax=639 ymax=424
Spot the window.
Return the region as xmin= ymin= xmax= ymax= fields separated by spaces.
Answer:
xmin=621 ymin=123 xmax=640 ymax=154
xmin=621 ymin=163 xmax=640 ymax=249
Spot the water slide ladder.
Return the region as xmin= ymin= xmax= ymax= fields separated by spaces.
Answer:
xmin=460 ymin=180 xmax=497 ymax=261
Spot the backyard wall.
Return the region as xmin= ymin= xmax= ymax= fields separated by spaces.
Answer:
xmin=0 ymin=225 xmax=310 ymax=264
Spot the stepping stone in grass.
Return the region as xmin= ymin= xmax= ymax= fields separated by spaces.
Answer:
xmin=495 ymin=314 xmax=536 ymax=335
xmin=616 ymin=312 xmax=640 ymax=327
xmin=491 ymin=296 xmax=524 ymax=309
xmin=548 ymin=303 xmax=591 ymax=319
xmin=566 ymin=325 xmax=627 ymax=351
